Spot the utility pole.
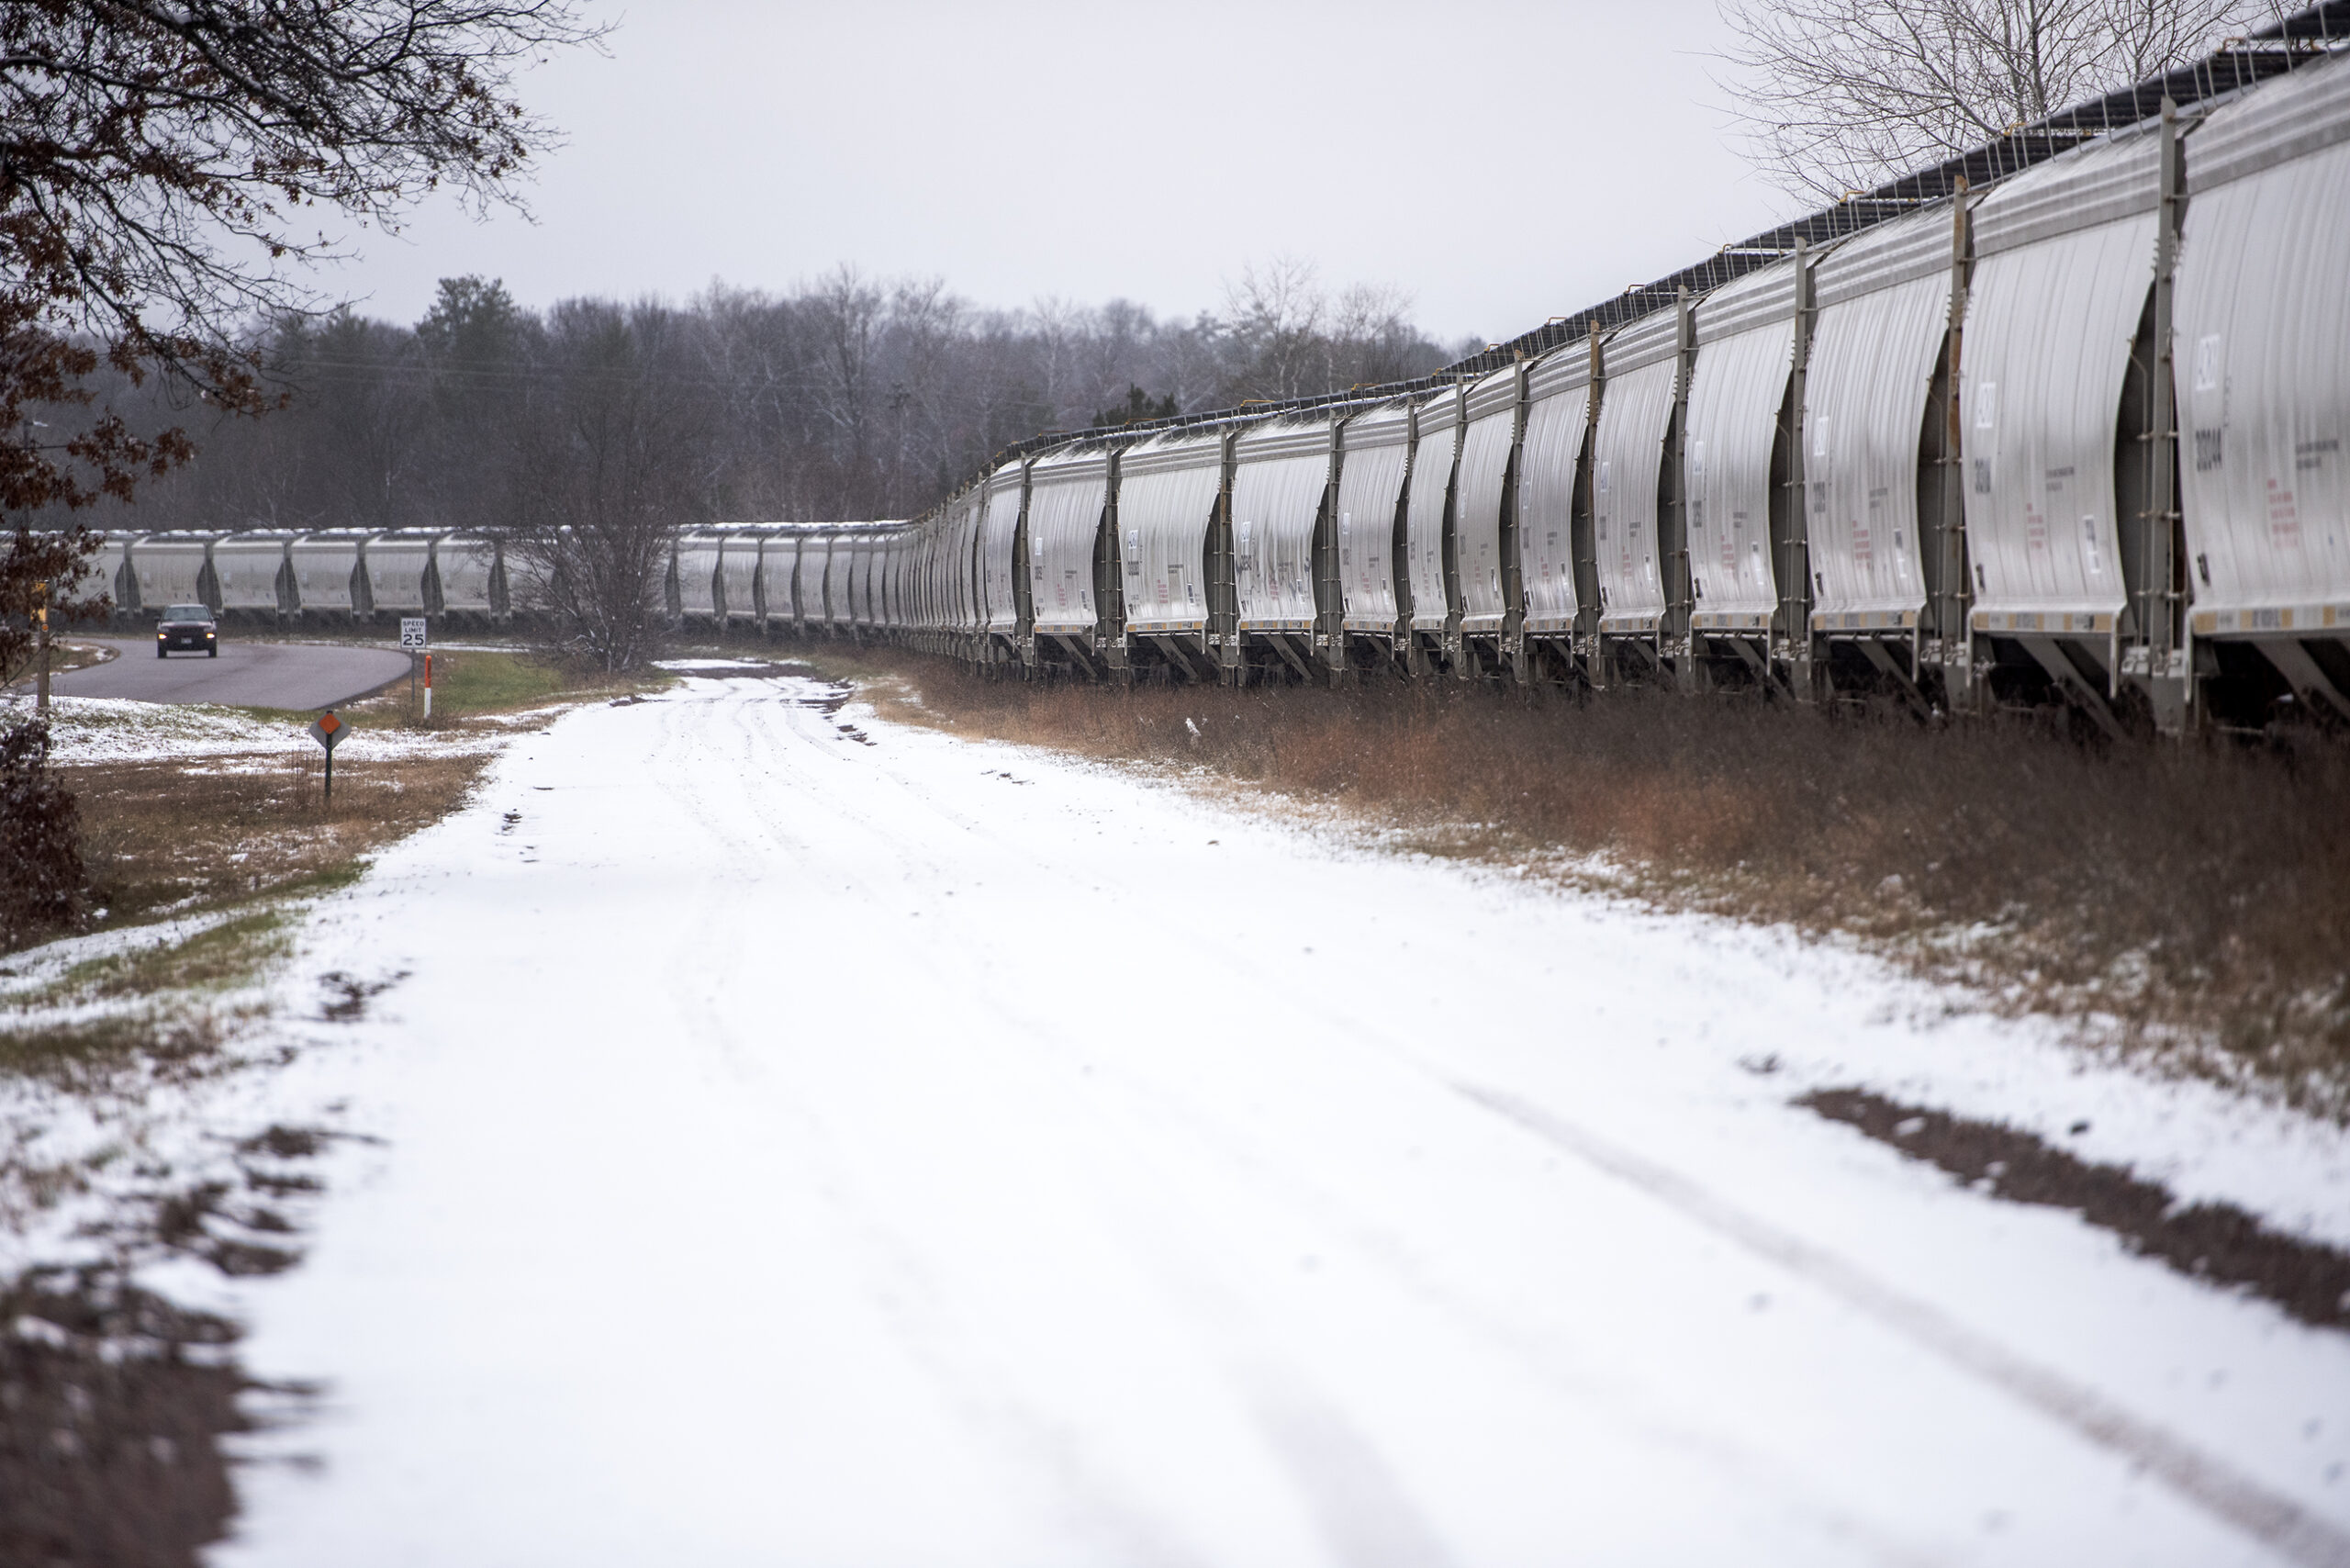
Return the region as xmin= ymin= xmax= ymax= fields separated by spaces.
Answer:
xmin=35 ymin=579 xmax=50 ymax=714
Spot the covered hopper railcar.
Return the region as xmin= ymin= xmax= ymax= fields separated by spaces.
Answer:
xmin=83 ymin=18 xmax=2350 ymax=734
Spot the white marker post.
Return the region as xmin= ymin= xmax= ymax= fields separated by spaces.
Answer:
xmin=400 ymin=617 xmax=428 ymax=721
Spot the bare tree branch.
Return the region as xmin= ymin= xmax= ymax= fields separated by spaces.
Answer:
xmin=1714 ymin=0 xmax=2276 ymax=201
xmin=0 ymin=0 xmax=604 ymax=515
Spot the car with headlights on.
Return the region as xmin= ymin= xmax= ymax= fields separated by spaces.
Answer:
xmin=156 ymin=604 xmax=218 ymax=657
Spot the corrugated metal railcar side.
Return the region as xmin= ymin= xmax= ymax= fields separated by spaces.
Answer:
xmin=290 ymin=532 xmax=365 ymax=613
xmin=873 ymin=532 xmax=896 ymax=633
xmin=364 ymin=532 xmax=435 ymax=614
xmin=1115 ymin=429 xmax=1225 ymax=640
xmin=979 ymin=460 xmax=1028 ymax=649
xmin=894 ymin=525 xmax=918 ymax=639
xmin=1230 ymin=417 xmax=1331 ymax=635
xmin=719 ymin=533 xmax=761 ymax=625
xmin=672 ymin=532 xmax=725 ymax=622
xmin=1802 ymin=205 xmax=1954 ymax=635
xmin=1024 ymin=444 xmax=1113 ymax=641
xmin=211 ymin=532 xmax=294 ymax=614
xmin=1687 ymin=261 xmax=1799 ymax=638
xmin=894 ymin=526 xmax=917 ymax=633
xmin=762 ymin=533 xmax=801 ymax=631
xmin=823 ymin=531 xmax=857 ymax=634
xmin=1404 ymin=389 xmax=1460 ymax=638
xmin=861 ymin=526 xmax=900 ymax=631
xmin=1963 ymin=130 xmax=2165 ymax=665
xmin=1334 ymin=399 xmax=1413 ymax=637
xmin=62 ymin=533 xmax=114 ymax=608
xmin=949 ymin=488 xmax=983 ymax=649
xmin=98 ymin=533 xmax=140 ymax=612
xmin=1592 ymin=309 xmax=1681 ymax=640
xmin=2176 ymin=51 xmax=2350 ymax=707
xmin=1519 ymin=345 xmax=1594 ymax=638
xmin=132 ymin=533 xmax=213 ymax=612
xmin=1452 ymin=365 xmax=1523 ymax=638
xmin=797 ymin=532 xmax=830 ymax=630
xmin=850 ymin=532 xmax=878 ymax=632
xmin=436 ymin=534 xmax=500 ymax=615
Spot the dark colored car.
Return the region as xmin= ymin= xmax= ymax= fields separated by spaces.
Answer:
xmin=157 ymin=603 xmax=218 ymax=657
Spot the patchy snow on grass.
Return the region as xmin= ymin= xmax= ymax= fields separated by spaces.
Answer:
xmin=16 ymin=695 xmax=290 ymax=763
xmin=0 ymin=908 xmax=343 ymax=1305
xmin=19 ymin=693 xmax=514 ymax=767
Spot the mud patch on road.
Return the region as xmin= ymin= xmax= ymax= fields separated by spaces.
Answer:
xmin=783 ymin=680 xmax=876 ymax=745
xmin=1799 ymin=1087 xmax=2350 ymax=1331
xmin=789 ymin=680 xmax=856 ymax=716
xmin=318 ymin=969 xmax=406 ymax=1023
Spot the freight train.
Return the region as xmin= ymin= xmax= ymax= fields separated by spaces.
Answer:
xmin=93 ymin=12 xmax=2348 ymax=734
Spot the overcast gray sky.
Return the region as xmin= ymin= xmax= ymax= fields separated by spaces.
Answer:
xmin=331 ymin=0 xmax=1796 ymax=345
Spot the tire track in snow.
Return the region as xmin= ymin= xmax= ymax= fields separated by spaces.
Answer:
xmin=1048 ymin=1035 xmax=1953 ymax=1568
xmin=821 ymin=685 xmax=2344 ymax=1562
xmin=418 ymin=677 xmax=2333 ymax=1563
xmin=1454 ymin=1082 xmax=2350 ymax=1568
xmin=630 ymin=680 xmax=1225 ymax=1564
xmin=713 ymin=679 xmax=2252 ymax=1562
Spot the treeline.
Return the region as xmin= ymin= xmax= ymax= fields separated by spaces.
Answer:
xmin=67 ymin=261 xmax=1466 ymax=537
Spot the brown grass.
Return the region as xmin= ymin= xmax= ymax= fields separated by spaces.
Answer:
xmin=44 ymin=645 xmax=655 ymax=941
xmin=826 ymin=647 xmax=2350 ymax=1111
xmin=66 ymin=748 xmax=490 ymax=933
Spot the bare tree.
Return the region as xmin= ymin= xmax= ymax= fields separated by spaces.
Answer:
xmin=1327 ymin=283 xmax=1426 ymax=390
xmin=505 ymin=301 xmax=712 ymax=671
xmin=0 ymin=0 xmax=602 ymax=518
xmin=62 ymin=262 xmax=1455 ymax=548
xmin=1716 ymin=0 xmax=2273 ymax=200
xmin=1219 ymin=256 xmax=1328 ymax=402
xmin=809 ymin=265 xmax=884 ymax=474
xmin=1026 ymin=295 xmax=1088 ymax=429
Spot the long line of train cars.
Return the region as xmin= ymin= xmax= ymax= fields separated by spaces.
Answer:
xmin=841 ymin=47 xmax=2348 ymax=733
xmin=85 ymin=26 xmax=2349 ymax=733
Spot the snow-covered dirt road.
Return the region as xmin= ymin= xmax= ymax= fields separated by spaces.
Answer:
xmin=213 ymin=671 xmax=2350 ymax=1567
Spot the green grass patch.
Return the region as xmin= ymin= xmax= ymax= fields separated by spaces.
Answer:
xmin=424 ymin=648 xmax=573 ymax=714
xmin=61 ymin=911 xmax=289 ymax=1002
xmin=229 ymin=649 xmax=672 ymax=730
xmin=227 ymin=650 xmax=565 ymax=725
xmin=0 ymin=1011 xmax=221 ymax=1088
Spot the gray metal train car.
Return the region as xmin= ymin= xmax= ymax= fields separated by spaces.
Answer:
xmin=1334 ymin=398 xmax=1413 ymax=662
xmin=2175 ymin=51 xmax=2350 ymax=719
xmin=805 ymin=20 xmax=2349 ymax=731
xmin=78 ymin=13 xmax=2346 ymax=732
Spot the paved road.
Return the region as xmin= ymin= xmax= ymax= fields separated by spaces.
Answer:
xmin=46 ymin=635 xmax=412 ymax=710
xmin=214 ymin=674 xmax=2350 ymax=1568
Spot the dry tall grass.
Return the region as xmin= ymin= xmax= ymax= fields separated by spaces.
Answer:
xmin=68 ymin=749 xmax=491 ymax=933
xmin=837 ymin=649 xmax=2350 ymax=1109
